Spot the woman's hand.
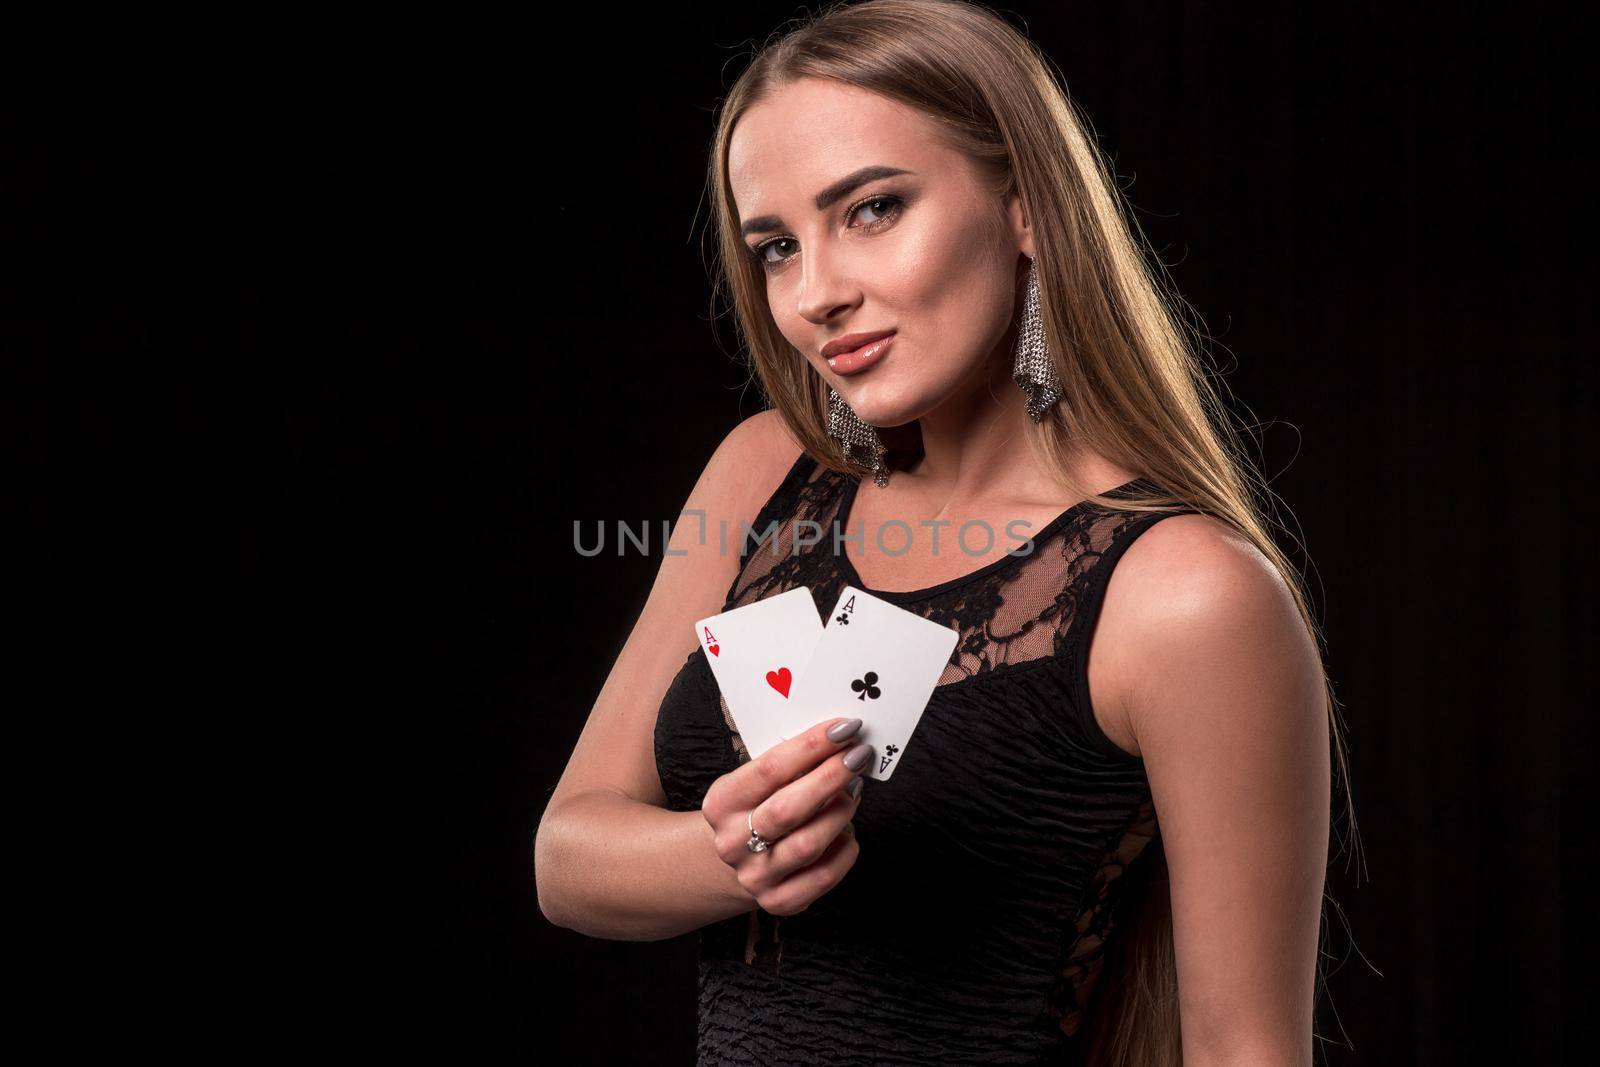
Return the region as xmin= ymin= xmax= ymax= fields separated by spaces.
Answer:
xmin=702 ymin=717 xmax=872 ymax=916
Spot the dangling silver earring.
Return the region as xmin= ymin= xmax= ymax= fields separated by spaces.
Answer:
xmin=827 ymin=386 xmax=889 ymax=487
xmin=1013 ymin=254 xmax=1064 ymax=422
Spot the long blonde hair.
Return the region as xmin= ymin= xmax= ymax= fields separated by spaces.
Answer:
xmin=702 ymin=1 xmax=1358 ymax=1061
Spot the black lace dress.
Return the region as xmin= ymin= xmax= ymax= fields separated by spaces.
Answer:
xmin=653 ymin=452 xmax=1199 ymax=1065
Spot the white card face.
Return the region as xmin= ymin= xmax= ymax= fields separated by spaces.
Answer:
xmin=783 ymin=586 xmax=959 ymax=781
xmin=694 ymin=587 xmax=825 ymax=762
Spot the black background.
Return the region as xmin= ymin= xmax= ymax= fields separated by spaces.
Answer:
xmin=31 ymin=1 xmax=1587 ymax=1061
xmin=451 ymin=5 xmax=1586 ymax=1061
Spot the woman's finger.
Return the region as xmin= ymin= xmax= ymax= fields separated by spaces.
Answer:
xmin=706 ymin=716 xmax=864 ymax=815
xmin=761 ymin=781 xmax=863 ymax=881
xmin=758 ymin=819 xmax=863 ymax=917
xmin=742 ymin=736 xmax=871 ymax=853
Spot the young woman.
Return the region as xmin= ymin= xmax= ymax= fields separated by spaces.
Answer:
xmin=536 ymin=2 xmax=1348 ymax=1062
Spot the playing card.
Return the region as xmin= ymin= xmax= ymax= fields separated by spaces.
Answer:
xmin=783 ymin=585 xmax=959 ymax=781
xmin=694 ymin=587 xmax=825 ymax=761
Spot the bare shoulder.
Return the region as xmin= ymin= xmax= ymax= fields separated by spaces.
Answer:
xmin=1089 ymin=512 xmax=1323 ymax=759
xmin=688 ymin=409 xmax=807 ymax=526
xmin=1111 ymin=512 xmax=1292 ymax=632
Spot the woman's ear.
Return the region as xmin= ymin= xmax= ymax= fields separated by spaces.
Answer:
xmin=1006 ymin=192 xmax=1035 ymax=260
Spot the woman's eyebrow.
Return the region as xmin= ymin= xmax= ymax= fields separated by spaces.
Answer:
xmin=739 ymin=164 xmax=915 ymax=238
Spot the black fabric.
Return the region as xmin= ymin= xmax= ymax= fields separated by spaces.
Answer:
xmin=654 ymin=452 xmax=1199 ymax=1064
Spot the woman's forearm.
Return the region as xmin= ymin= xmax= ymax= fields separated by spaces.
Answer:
xmin=535 ymin=790 xmax=756 ymax=940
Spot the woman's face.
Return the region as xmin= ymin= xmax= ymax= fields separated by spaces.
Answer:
xmin=728 ymin=77 xmax=1032 ymax=428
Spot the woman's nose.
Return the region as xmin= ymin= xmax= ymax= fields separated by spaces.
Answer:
xmin=795 ymin=246 xmax=860 ymax=326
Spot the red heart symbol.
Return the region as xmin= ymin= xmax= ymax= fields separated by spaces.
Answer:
xmin=765 ymin=667 xmax=792 ymax=698
xmin=708 ymin=643 xmax=720 ymax=657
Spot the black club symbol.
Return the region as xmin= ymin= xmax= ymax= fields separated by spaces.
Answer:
xmin=884 ymin=744 xmax=899 ymax=758
xmin=835 ymin=613 xmax=850 ymax=625
xmin=851 ymin=671 xmax=881 ymax=701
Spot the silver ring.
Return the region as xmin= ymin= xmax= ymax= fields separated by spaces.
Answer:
xmin=746 ymin=808 xmax=772 ymax=853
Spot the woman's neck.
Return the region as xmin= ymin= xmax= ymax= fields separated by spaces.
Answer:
xmin=899 ymin=351 xmax=1056 ymax=506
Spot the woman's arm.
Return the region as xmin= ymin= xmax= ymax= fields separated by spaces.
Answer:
xmin=1094 ymin=514 xmax=1331 ymax=1064
xmin=534 ymin=410 xmax=804 ymax=940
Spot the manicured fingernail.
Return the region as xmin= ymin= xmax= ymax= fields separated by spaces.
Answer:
xmin=843 ymin=742 xmax=873 ymax=772
xmin=848 ymin=777 xmax=864 ymax=800
xmin=827 ymin=718 xmax=863 ymax=742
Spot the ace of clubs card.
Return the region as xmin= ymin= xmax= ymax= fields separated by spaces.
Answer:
xmin=782 ymin=585 xmax=959 ymax=781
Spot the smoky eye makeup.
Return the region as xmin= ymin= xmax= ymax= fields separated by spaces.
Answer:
xmin=747 ymin=190 xmax=910 ymax=270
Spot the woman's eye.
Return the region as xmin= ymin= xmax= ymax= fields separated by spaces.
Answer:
xmin=754 ymin=237 xmax=798 ymax=267
xmin=749 ymin=193 xmax=905 ymax=270
xmin=851 ymin=194 xmax=900 ymax=227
